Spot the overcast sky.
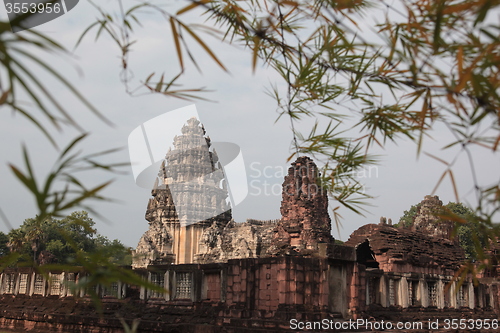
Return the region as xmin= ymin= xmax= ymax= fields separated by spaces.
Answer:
xmin=0 ymin=1 xmax=498 ymax=247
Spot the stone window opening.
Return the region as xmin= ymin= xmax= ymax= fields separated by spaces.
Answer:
xmin=457 ymin=283 xmax=469 ymax=308
xmin=49 ymin=274 xmax=62 ymax=296
xmin=367 ymin=276 xmax=380 ymax=305
xmin=427 ymin=281 xmax=437 ymax=307
xmin=33 ymin=274 xmax=45 ymax=295
xmin=102 ymin=282 xmax=120 ymax=298
xmin=485 ymin=287 xmax=491 ymax=308
xmin=474 ymin=286 xmax=481 ymax=308
xmin=408 ymin=280 xmax=419 ymax=306
xmin=19 ymin=274 xmax=29 ymax=294
xmin=175 ymin=272 xmax=192 ymax=300
xmin=442 ymin=280 xmax=453 ymax=308
xmin=66 ymin=273 xmax=76 ymax=297
xmin=85 ymin=284 xmax=99 ymax=297
xmin=3 ymin=273 xmax=15 ymax=294
xmin=149 ymin=272 xmax=166 ymax=299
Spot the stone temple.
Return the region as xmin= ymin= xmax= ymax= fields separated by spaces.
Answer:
xmin=133 ymin=118 xmax=335 ymax=266
xmin=1 ymin=118 xmax=500 ymax=332
xmin=133 ymin=117 xmax=232 ymax=266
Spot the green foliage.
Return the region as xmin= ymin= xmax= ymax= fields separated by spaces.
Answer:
xmin=9 ymin=135 xmax=125 ymax=224
xmin=398 ymin=204 xmax=420 ymax=228
xmin=6 ymin=211 xmax=131 ymax=266
xmin=94 ymin=235 xmax=133 ymax=266
xmin=0 ymin=10 xmax=106 ymax=144
xmin=0 ymin=232 xmax=9 ymax=257
xmin=444 ymin=202 xmax=487 ymax=261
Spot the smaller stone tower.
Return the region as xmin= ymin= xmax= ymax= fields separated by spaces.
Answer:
xmin=269 ymin=156 xmax=334 ymax=255
xmin=411 ymin=195 xmax=455 ymax=240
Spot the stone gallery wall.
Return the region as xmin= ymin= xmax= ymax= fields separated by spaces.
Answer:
xmin=1 ymin=246 xmax=497 ymax=332
xmin=0 ymin=256 xmax=353 ymax=332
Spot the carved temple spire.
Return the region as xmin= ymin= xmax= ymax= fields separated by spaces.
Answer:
xmin=133 ymin=117 xmax=231 ymax=267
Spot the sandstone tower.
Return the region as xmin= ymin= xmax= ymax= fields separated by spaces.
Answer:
xmin=269 ymin=156 xmax=334 ymax=255
xmin=133 ymin=118 xmax=231 ymax=267
xmin=411 ymin=195 xmax=454 ymax=240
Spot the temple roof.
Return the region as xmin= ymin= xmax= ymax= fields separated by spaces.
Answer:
xmin=345 ymin=223 xmax=465 ymax=271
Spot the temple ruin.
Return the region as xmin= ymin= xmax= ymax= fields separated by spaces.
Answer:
xmin=1 ymin=120 xmax=499 ymax=331
xmin=346 ymin=195 xmax=475 ymax=310
xmin=268 ymin=156 xmax=334 ymax=256
xmin=133 ymin=120 xmax=335 ymax=266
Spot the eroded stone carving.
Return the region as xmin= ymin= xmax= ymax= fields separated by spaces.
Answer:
xmin=268 ymin=156 xmax=334 ymax=256
xmin=195 ymin=219 xmax=278 ymax=263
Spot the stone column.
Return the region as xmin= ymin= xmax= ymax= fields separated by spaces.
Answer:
xmin=488 ymin=286 xmax=494 ymax=309
xmin=399 ymin=276 xmax=409 ymax=308
xmin=79 ymin=275 xmax=85 ymax=297
xmin=140 ymin=274 xmax=147 ymax=300
xmin=165 ymin=271 xmax=170 ymax=301
xmin=379 ymin=275 xmax=388 ymax=307
xmin=29 ymin=273 xmax=35 ymax=296
xmin=468 ymin=282 xmax=475 ymax=309
xmin=13 ymin=273 xmax=19 ymax=295
xmin=450 ymin=281 xmax=457 ymax=308
xmin=477 ymin=285 xmax=484 ymax=308
xmin=437 ymin=278 xmax=444 ymax=309
xmin=421 ymin=279 xmax=429 ymax=307
xmin=365 ymin=277 xmax=370 ymax=305
xmin=417 ymin=278 xmax=427 ymax=307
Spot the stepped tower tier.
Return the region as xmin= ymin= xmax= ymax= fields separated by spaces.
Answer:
xmin=133 ymin=117 xmax=231 ymax=267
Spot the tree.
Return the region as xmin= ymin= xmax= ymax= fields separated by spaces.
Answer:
xmin=94 ymin=235 xmax=132 ymax=266
xmin=6 ymin=211 xmax=131 ymax=266
xmin=0 ymin=232 xmax=9 ymax=257
xmin=398 ymin=204 xmax=420 ymax=228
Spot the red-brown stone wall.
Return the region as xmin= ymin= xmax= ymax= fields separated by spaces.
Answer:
xmin=205 ymin=272 xmax=221 ymax=302
xmin=347 ymin=263 xmax=366 ymax=317
xmin=224 ymin=257 xmax=330 ymax=315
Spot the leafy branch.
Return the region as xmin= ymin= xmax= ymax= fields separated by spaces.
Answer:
xmin=8 ymin=134 xmax=125 ymax=222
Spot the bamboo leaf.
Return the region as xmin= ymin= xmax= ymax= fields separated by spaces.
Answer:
xmin=177 ymin=20 xmax=228 ymax=72
xmin=170 ymin=17 xmax=184 ymax=71
xmin=177 ymin=0 xmax=212 ymax=15
xmin=60 ymin=134 xmax=88 ymax=160
xmin=252 ymin=36 xmax=260 ymax=73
